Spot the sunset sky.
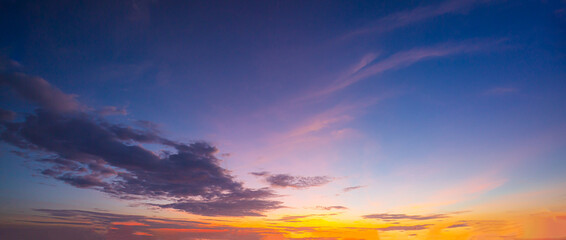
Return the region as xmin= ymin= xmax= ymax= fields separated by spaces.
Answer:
xmin=1 ymin=0 xmax=566 ymax=239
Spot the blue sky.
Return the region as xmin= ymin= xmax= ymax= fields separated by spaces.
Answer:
xmin=1 ymin=0 xmax=566 ymax=239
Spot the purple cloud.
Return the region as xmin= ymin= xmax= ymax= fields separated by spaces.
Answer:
xmin=251 ymin=171 xmax=333 ymax=189
xmin=0 ymin=72 xmax=81 ymax=112
xmin=363 ymin=213 xmax=449 ymax=221
xmin=315 ymin=206 xmax=348 ymax=211
xmin=343 ymin=185 xmax=365 ymax=192
xmin=0 ymin=73 xmax=283 ymax=217
xmin=340 ymin=0 xmax=492 ymax=41
xmin=376 ymin=224 xmax=430 ymax=231
xmin=0 ymin=108 xmax=16 ymax=121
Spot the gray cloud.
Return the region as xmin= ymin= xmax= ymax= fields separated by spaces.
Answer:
xmin=1 ymin=209 xmax=267 ymax=240
xmin=447 ymin=223 xmax=469 ymax=228
xmin=0 ymin=72 xmax=81 ymax=112
xmin=251 ymin=171 xmax=333 ymax=189
xmin=0 ymin=108 xmax=16 ymax=121
xmin=376 ymin=224 xmax=430 ymax=231
xmin=95 ymin=106 xmax=128 ymax=116
xmin=315 ymin=206 xmax=348 ymax=211
xmin=363 ymin=213 xmax=448 ymax=221
xmin=0 ymin=73 xmax=283 ymax=217
xmin=343 ymin=185 xmax=365 ymax=192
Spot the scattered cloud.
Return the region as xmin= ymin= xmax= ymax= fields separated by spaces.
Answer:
xmin=376 ymin=224 xmax=430 ymax=231
xmin=95 ymin=106 xmax=128 ymax=116
xmin=343 ymin=185 xmax=365 ymax=192
xmin=363 ymin=213 xmax=449 ymax=221
xmin=251 ymin=172 xmax=333 ymax=189
xmin=0 ymin=108 xmax=16 ymax=121
xmin=1 ymin=209 xmax=268 ymax=240
xmin=315 ymin=206 xmax=348 ymax=211
xmin=447 ymin=223 xmax=469 ymax=228
xmin=275 ymin=213 xmax=339 ymax=222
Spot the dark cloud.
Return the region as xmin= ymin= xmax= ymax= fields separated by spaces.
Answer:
xmin=447 ymin=223 xmax=469 ymax=228
xmin=250 ymin=171 xmax=269 ymax=177
xmin=159 ymin=197 xmax=282 ymax=217
xmin=0 ymin=73 xmax=81 ymax=112
xmin=343 ymin=185 xmax=365 ymax=192
xmin=275 ymin=213 xmax=339 ymax=222
xmin=34 ymin=209 xmax=206 ymax=228
xmin=0 ymin=224 xmax=104 ymax=240
xmin=0 ymin=73 xmax=282 ymax=217
xmin=376 ymin=224 xmax=430 ymax=231
xmin=251 ymin=172 xmax=333 ymax=189
xmin=0 ymin=108 xmax=16 ymax=121
xmin=2 ymin=209 xmax=268 ymax=240
xmin=315 ymin=206 xmax=348 ymax=211
xmin=363 ymin=213 xmax=448 ymax=221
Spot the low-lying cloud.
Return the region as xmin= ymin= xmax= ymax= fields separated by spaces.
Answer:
xmin=363 ymin=213 xmax=449 ymax=221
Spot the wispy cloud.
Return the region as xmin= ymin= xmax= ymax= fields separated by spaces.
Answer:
xmin=1 ymin=209 xmax=269 ymax=240
xmin=315 ymin=206 xmax=348 ymax=211
xmin=376 ymin=224 xmax=430 ymax=231
xmin=343 ymin=185 xmax=365 ymax=192
xmin=302 ymin=39 xmax=502 ymax=101
xmin=363 ymin=213 xmax=449 ymax=221
xmin=338 ymin=0 xmax=492 ymax=41
xmin=251 ymin=172 xmax=333 ymax=189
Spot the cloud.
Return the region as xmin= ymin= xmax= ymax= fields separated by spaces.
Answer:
xmin=447 ymin=223 xmax=469 ymax=228
xmin=363 ymin=213 xmax=449 ymax=221
xmin=273 ymin=213 xmax=339 ymax=223
xmin=0 ymin=72 xmax=81 ymax=112
xmin=4 ymin=209 xmax=268 ymax=240
xmin=343 ymin=185 xmax=365 ymax=192
xmin=0 ymin=108 xmax=16 ymax=121
xmin=251 ymin=171 xmax=333 ymax=189
xmin=376 ymin=224 xmax=430 ymax=231
xmin=304 ymin=39 xmax=502 ymax=100
xmin=0 ymin=73 xmax=282 ymax=217
xmin=339 ymin=0 xmax=491 ymax=41
xmin=315 ymin=206 xmax=348 ymax=211
xmin=95 ymin=106 xmax=128 ymax=116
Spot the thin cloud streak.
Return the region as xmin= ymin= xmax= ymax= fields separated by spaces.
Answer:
xmin=301 ymin=39 xmax=503 ymax=101
xmin=338 ymin=0 xmax=492 ymax=42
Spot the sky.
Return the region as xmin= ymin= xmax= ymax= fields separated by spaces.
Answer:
xmin=1 ymin=0 xmax=566 ymax=239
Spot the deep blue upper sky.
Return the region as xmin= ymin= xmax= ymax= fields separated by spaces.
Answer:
xmin=1 ymin=1 xmax=566 ymax=239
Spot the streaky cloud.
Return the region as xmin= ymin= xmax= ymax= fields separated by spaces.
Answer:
xmin=315 ymin=206 xmax=348 ymax=211
xmin=376 ymin=224 xmax=430 ymax=231
xmin=343 ymin=185 xmax=365 ymax=192
xmin=304 ymin=39 xmax=504 ymax=100
xmin=251 ymin=171 xmax=333 ymax=189
xmin=338 ymin=0 xmax=492 ymax=41
xmin=363 ymin=213 xmax=449 ymax=221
